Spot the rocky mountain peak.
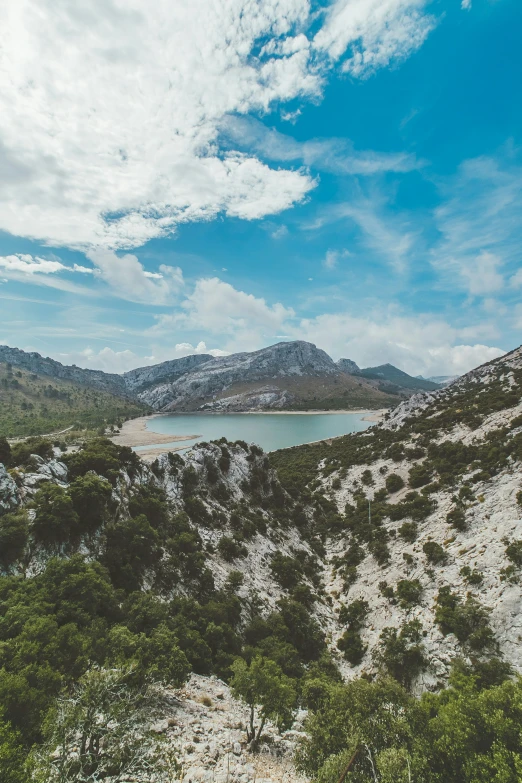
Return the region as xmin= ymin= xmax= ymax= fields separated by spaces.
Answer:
xmin=336 ymin=357 xmax=361 ymax=375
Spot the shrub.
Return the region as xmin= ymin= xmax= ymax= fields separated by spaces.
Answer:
xmin=379 ymin=581 xmax=395 ymax=600
xmin=0 ymin=511 xmax=28 ymax=568
xmin=398 ymin=521 xmax=418 ymax=543
xmin=385 ymin=473 xmax=404 ymax=493
xmin=446 ymin=507 xmax=467 ymax=531
xmin=361 ymin=470 xmax=374 ymax=486
xmin=460 ymin=566 xmax=484 ymax=586
xmin=435 ymin=586 xmax=496 ymax=651
xmin=517 ymin=490 xmax=522 ymax=507
xmin=373 ymin=620 xmax=427 ymax=688
xmin=408 ymin=465 xmax=431 ymax=489
xmin=505 ymin=540 xmax=522 ymax=567
xmin=423 ymin=541 xmax=447 ymax=565
xmin=217 ymin=536 xmax=247 ymax=562
xmin=270 ymin=553 xmax=302 ymax=590
xmin=0 ymin=436 xmax=11 ymax=466
xmin=337 ymin=629 xmax=366 ymax=666
xmin=338 ymin=599 xmax=369 ymax=630
xmin=395 ymin=579 xmax=423 ymax=608
xmin=33 ymin=484 xmax=80 ymax=548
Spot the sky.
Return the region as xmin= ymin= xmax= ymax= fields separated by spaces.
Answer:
xmin=0 ymin=0 xmax=520 ymax=378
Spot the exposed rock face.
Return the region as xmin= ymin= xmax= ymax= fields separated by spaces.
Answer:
xmin=0 ymin=464 xmax=18 ymax=513
xmin=138 ymin=341 xmax=339 ymax=411
xmin=149 ymin=674 xmax=307 ymax=783
xmin=0 ymin=344 xmax=128 ymax=396
xmin=123 ymin=354 xmax=212 ymax=394
xmin=199 ymin=386 xmax=293 ymax=412
xmin=336 ymin=358 xmax=360 ymax=375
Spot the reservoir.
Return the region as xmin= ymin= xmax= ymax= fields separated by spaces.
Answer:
xmin=135 ymin=411 xmax=376 ymax=454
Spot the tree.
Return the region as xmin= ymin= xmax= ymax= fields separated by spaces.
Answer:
xmin=33 ymin=484 xmax=79 ymax=549
xmin=0 ymin=436 xmax=11 ymax=466
xmin=0 ymin=511 xmax=28 ymax=569
xmin=28 ymin=667 xmax=178 ymax=783
xmin=69 ymin=474 xmax=112 ymax=535
xmin=230 ymin=656 xmax=296 ymax=748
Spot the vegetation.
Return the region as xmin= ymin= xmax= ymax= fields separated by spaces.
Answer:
xmin=0 ymin=361 xmax=146 ymax=437
xmin=296 ymin=668 xmax=522 ymax=783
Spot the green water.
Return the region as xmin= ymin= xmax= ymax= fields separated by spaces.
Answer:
xmin=136 ymin=412 xmax=374 ymax=453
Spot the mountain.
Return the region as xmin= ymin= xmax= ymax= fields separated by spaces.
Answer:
xmin=0 ymin=341 xmax=450 ymax=425
xmin=427 ymin=374 xmax=460 ymax=386
xmin=135 ymin=341 xmax=397 ymax=412
xmin=337 ymin=357 xmax=361 ymax=374
xmin=0 ymin=344 xmax=128 ymax=397
xmin=360 ymin=362 xmax=441 ymax=392
xmin=123 ymin=353 xmax=212 ymax=393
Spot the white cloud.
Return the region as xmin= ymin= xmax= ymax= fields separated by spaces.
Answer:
xmin=432 ymin=152 xmax=522 ymax=290
xmin=323 ymin=248 xmax=350 ymax=269
xmin=152 ymin=276 xmax=295 ymax=352
xmin=73 ymin=347 xmax=141 ymax=374
xmin=222 ymin=115 xmax=422 ymax=175
xmin=461 ymin=0 xmax=471 ymax=9
xmin=460 ymin=251 xmax=504 ymax=296
xmin=0 ymin=253 xmax=68 ymax=275
xmin=0 ymin=0 xmax=435 ymax=251
xmin=292 ymin=310 xmax=505 ymax=376
xmin=511 ymin=268 xmax=522 ymax=288
xmin=314 ymin=0 xmax=435 ymax=77
xmin=86 ymin=249 xmax=184 ymax=305
xmin=174 ymin=341 xmax=228 ymax=357
xmin=271 ymin=225 xmax=289 ymax=240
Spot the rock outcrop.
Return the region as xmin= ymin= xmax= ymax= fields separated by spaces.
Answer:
xmin=336 ymin=358 xmax=360 ymax=375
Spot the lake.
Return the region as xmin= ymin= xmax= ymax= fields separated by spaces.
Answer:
xmin=136 ymin=412 xmax=375 ymax=454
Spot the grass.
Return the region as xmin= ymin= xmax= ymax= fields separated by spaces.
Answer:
xmin=0 ymin=362 xmax=148 ymax=438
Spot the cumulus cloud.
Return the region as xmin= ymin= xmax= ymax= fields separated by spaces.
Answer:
xmin=293 ymin=310 xmax=505 ymax=376
xmin=0 ymin=254 xmax=71 ymax=275
xmin=155 ymin=278 xmax=295 ymax=343
xmin=0 ymin=0 xmax=435 ymax=251
xmin=174 ymin=341 xmax=228 ymax=357
xmin=86 ymin=249 xmax=184 ymax=305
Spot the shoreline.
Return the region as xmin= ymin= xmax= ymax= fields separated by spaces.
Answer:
xmin=111 ymin=408 xmax=385 ymax=453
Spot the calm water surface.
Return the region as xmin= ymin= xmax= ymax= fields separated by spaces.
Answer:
xmin=137 ymin=412 xmax=373 ymax=453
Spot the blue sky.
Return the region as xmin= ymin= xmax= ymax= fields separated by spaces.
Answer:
xmin=0 ymin=0 xmax=520 ymax=377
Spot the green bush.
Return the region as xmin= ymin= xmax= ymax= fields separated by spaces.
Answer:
xmin=505 ymin=540 xmax=522 ymax=567
xmin=398 ymin=521 xmax=418 ymax=542
xmin=385 ymin=473 xmax=404 ymax=493
xmin=32 ymin=484 xmax=80 ymax=549
xmin=373 ymin=620 xmax=427 ymax=688
xmin=460 ymin=566 xmax=484 ymax=586
xmin=435 ymin=586 xmax=496 ymax=651
xmin=0 ymin=511 xmax=28 ymax=569
xmin=0 ymin=436 xmax=11 ymax=466
xmin=337 ymin=629 xmax=366 ymax=666
xmin=361 ymin=469 xmax=374 ymax=486
xmin=446 ymin=506 xmax=467 ymax=531
xmin=217 ymin=535 xmax=247 ymax=562
xmin=395 ymin=579 xmax=423 ymax=608
xmin=408 ymin=465 xmax=431 ymax=489
xmin=423 ymin=541 xmax=447 ymax=565
xmin=338 ymin=599 xmax=370 ymax=630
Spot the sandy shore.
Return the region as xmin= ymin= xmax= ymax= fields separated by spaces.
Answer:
xmin=110 ymin=415 xmax=199 ymax=448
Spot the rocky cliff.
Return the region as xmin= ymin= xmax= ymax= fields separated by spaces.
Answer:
xmin=336 ymin=358 xmax=361 ymax=375
xmin=124 ymin=353 xmax=212 ymax=393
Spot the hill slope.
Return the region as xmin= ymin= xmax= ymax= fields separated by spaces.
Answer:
xmin=360 ymin=362 xmax=441 ymax=391
xmin=0 ymin=361 xmax=147 ymax=437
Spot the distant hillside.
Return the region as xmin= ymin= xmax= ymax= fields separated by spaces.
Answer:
xmin=0 ymin=344 xmax=128 ymax=396
xmin=0 ymin=362 xmax=147 ymax=437
xmin=360 ymin=362 xmax=441 ymax=391
xmin=0 ymin=341 xmax=449 ymax=425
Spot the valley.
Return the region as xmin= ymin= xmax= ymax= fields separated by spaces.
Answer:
xmin=0 ymin=344 xmax=521 ymax=782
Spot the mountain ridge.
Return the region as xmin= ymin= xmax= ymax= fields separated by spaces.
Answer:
xmin=0 ymin=340 xmax=443 ymax=420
